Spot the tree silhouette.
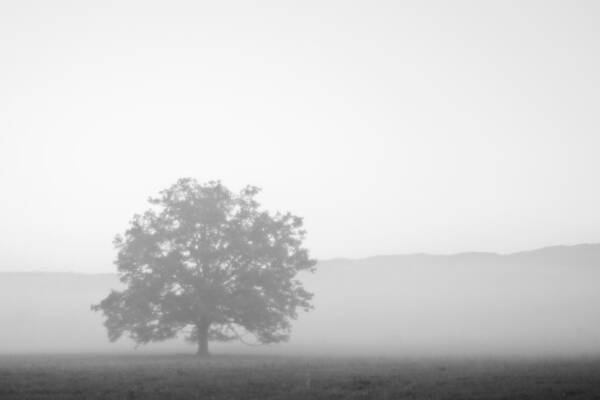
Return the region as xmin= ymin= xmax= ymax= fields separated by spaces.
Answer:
xmin=92 ymin=178 xmax=316 ymax=356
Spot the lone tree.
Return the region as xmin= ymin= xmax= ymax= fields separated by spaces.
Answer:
xmin=92 ymin=178 xmax=316 ymax=356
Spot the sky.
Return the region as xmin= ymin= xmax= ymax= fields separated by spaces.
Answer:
xmin=1 ymin=1 xmax=599 ymax=272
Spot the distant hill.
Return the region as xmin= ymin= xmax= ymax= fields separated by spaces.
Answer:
xmin=1 ymin=244 xmax=600 ymax=356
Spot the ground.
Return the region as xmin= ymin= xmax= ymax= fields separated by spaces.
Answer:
xmin=0 ymin=354 xmax=599 ymax=399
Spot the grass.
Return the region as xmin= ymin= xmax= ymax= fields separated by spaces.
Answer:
xmin=0 ymin=354 xmax=599 ymax=399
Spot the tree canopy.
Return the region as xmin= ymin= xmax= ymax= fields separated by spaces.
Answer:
xmin=92 ymin=178 xmax=316 ymax=355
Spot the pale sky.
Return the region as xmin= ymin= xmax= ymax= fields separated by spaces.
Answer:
xmin=1 ymin=1 xmax=599 ymax=272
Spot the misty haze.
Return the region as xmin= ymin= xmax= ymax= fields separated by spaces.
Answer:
xmin=3 ymin=244 xmax=600 ymax=358
xmin=2 ymin=1 xmax=600 ymax=399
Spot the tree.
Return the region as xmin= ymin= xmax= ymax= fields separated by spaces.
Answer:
xmin=92 ymin=178 xmax=316 ymax=356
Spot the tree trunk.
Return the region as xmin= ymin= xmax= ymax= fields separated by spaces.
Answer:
xmin=196 ymin=321 xmax=210 ymax=357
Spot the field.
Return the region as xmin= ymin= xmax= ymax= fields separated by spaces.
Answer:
xmin=1 ymin=354 xmax=600 ymax=399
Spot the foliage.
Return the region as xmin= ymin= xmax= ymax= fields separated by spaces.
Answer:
xmin=92 ymin=178 xmax=316 ymax=354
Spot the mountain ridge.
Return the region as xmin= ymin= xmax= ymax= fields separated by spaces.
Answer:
xmin=3 ymin=243 xmax=598 ymax=275
xmin=1 ymin=242 xmax=599 ymax=355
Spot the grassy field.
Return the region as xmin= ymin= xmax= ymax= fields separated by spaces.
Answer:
xmin=0 ymin=354 xmax=599 ymax=399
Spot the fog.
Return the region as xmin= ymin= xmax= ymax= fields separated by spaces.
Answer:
xmin=299 ymin=247 xmax=600 ymax=357
xmin=1 ymin=244 xmax=599 ymax=358
xmin=2 ymin=1 xmax=600 ymax=273
xmin=2 ymin=0 xmax=600 ymax=366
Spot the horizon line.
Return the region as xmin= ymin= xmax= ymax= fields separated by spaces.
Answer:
xmin=1 ymin=242 xmax=598 ymax=275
